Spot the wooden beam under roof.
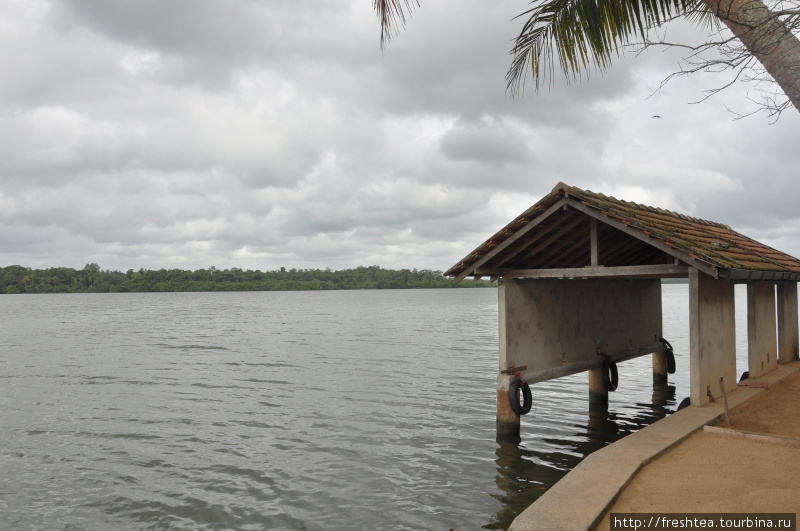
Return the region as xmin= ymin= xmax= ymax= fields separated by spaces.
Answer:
xmin=539 ymin=235 xmax=590 ymax=269
xmin=489 ymin=209 xmax=580 ymax=270
xmin=533 ymin=232 xmax=585 ymax=269
xmin=506 ymin=214 xmax=586 ymax=269
xmin=480 ymin=264 xmax=691 ymax=280
xmin=566 ymin=199 xmax=719 ymax=278
xmin=600 ymin=235 xmax=643 ymax=265
xmin=453 ymin=198 xmax=567 ymax=283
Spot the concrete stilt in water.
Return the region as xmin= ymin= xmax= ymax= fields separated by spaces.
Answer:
xmin=588 ymin=368 xmax=608 ymax=406
xmin=652 ymin=351 xmax=668 ymax=383
xmin=496 ymin=389 xmax=520 ymax=436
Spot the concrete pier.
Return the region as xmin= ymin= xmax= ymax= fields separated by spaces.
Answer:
xmin=497 ymin=388 xmax=521 ymax=436
xmin=651 ymin=351 xmax=668 ymax=383
xmin=747 ymin=282 xmax=778 ymax=378
xmin=688 ymin=269 xmax=737 ymax=406
xmin=588 ymin=368 xmax=608 ymax=406
xmin=778 ymin=282 xmax=799 ymax=364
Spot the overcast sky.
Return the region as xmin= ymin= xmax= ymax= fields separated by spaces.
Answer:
xmin=1 ymin=0 xmax=798 ymax=273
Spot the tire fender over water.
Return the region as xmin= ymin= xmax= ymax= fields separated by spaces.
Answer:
xmin=508 ymin=379 xmax=532 ymax=416
xmin=661 ymin=337 xmax=676 ymax=375
xmin=601 ymin=358 xmax=618 ymax=392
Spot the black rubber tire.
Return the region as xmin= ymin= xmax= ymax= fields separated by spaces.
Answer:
xmin=601 ymin=358 xmax=618 ymax=392
xmin=666 ymin=350 xmax=676 ymax=375
xmin=661 ymin=338 xmax=676 ymax=374
xmin=508 ymin=379 xmax=532 ymax=416
xmin=677 ymin=397 xmax=691 ymax=411
xmin=660 ymin=338 xmax=673 ymax=352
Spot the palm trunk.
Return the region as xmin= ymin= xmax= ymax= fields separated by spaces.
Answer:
xmin=703 ymin=0 xmax=800 ymax=112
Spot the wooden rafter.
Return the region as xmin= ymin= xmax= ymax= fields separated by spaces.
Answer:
xmin=566 ymin=199 xmax=719 ymax=277
xmin=599 ymin=233 xmax=641 ymax=265
xmin=540 ymin=236 xmax=590 ymax=269
xmin=507 ymin=214 xmax=586 ymax=269
xmin=454 ymin=198 xmax=567 ymax=283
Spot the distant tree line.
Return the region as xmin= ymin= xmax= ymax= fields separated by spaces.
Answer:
xmin=0 ymin=264 xmax=494 ymax=294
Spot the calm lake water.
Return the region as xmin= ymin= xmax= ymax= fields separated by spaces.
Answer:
xmin=0 ymin=285 xmax=755 ymax=531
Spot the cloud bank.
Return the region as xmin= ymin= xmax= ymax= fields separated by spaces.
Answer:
xmin=1 ymin=0 xmax=798 ymax=272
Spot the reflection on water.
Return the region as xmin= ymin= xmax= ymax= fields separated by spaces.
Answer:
xmin=487 ymin=381 xmax=677 ymax=530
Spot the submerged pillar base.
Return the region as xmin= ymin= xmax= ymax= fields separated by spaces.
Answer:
xmin=652 ymin=351 xmax=668 ymax=383
xmin=496 ymin=389 xmax=520 ymax=436
xmin=588 ymin=368 xmax=608 ymax=406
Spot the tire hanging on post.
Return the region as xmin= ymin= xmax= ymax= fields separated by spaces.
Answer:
xmin=508 ymin=378 xmax=532 ymax=416
xmin=602 ymin=358 xmax=618 ymax=392
xmin=660 ymin=337 xmax=676 ymax=375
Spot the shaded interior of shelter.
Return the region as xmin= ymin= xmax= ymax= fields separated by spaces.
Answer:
xmin=482 ymin=210 xmax=674 ymax=274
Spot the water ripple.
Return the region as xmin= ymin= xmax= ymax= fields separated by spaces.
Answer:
xmin=0 ymin=287 xmax=754 ymax=531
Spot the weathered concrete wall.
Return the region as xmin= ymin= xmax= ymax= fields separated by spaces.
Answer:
xmin=747 ymin=282 xmax=778 ymax=378
xmin=497 ymin=278 xmax=662 ymax=389
xmin=689 ymin=269 xmax=737 ymax=406
xmin=777 ymin=282 xmax=799 ymax=364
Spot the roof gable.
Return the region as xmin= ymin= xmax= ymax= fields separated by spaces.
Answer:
xmin=445 ymin=182 xmax=800 ymax=283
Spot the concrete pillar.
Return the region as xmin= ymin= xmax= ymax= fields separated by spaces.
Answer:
xmin=652 ymin=351 xmax=668 ymax=383
xmin=497 ymin=281 xmax=520 ymax=436
xmin=747 ymin=282 xmax=778 ymax=378
xmin=497 ymin=388 xmax=521 ymax=436
xmin=777 ymin=282 xmax=799 ymax=364
xmin=588 ymin=367 xmax=608 ymax=406
xmin=689 ymin=269 xmax=737 ymax=406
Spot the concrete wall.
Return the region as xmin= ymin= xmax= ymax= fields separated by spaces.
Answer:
xmin=747 ymin=282 xmax=778 ymax=378
xmin=777 ymin=282 xmax=799 ymax=364
xmin=498 ymin=278 xmax=662 ymax=389
xmin=689 ymin=269 xmax=737 ymax=406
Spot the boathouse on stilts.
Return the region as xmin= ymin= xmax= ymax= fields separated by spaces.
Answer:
xmin=444 ymin=183 xmax=800 ymax=436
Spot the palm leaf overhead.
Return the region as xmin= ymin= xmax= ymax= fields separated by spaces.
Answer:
xmin=508 ymin=0 xmax=715 ymax=94
xmin=372 ymin=0 xmax=800 ymax=114
xmin=374 ymin=0 xmax=419 ymax=49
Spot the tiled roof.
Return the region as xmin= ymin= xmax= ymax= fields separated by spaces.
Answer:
xmin=445 ymin=182 xmax=800 ymax=282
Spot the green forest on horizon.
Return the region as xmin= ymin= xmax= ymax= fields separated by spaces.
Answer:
xmin=0 ymin=264 xmax=495 ymax=294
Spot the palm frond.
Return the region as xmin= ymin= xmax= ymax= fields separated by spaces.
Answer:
xmin=507 ymin=0 xmax=711 ymax=94
xmin=374 ymin=0 xmax=420 ymax=49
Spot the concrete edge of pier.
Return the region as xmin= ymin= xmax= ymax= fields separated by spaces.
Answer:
xmin=508 ymin=361 xmax=800 ymax=531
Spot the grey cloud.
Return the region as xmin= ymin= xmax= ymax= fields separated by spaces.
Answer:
xmin=440 ymin=118 xmax=531 ymax=164
xmin=0 ymin=0 xmax=798 ymax=273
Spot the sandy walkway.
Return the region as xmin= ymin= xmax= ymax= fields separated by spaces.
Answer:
xmin=594 ymin=371 xmax=800 ymax=530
